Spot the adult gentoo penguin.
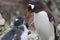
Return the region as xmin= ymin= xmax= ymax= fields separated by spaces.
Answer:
xmin=26 ymin=1 xmax=57 ymax=40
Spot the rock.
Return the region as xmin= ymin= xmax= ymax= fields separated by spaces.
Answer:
xmin=28 ymin=30 xmax=41 ymax=40
xmin=0 ymin=19 xmax=5 ymax=25
xmin=57 ymin=24 xmax=60 ymax=31
xmin=0 ymin=14 xmax=5 ymax=25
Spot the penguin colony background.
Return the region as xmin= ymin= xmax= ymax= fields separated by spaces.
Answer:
xmin=0 ymin=0 xmax=60 ymax=40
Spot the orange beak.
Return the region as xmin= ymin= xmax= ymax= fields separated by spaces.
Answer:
xmin=23 ymin=10 xmax=32 ymax=19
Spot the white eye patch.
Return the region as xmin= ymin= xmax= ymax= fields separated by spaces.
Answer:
xmin=15 ymin=18 xmax=18 ymax=21
xmin=28 ymin=4 xmax=35 ymax=9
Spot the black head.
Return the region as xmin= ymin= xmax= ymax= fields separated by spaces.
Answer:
xmin=27 ymin=1 xmax=46 ymax=13
xmin=28 ymin=2 xmax=35 ymax=11
xmin=14 ymin=17 xmax=24 ymax=26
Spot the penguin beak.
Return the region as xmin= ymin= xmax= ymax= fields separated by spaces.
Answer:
xmin=23 ymin=10 xmax=32 ymax=19
xmin=23 ymin=4 xmax=34 ymax=19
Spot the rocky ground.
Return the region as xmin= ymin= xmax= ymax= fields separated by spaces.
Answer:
xmin=0 ymin=27 xmax=41 ymax=40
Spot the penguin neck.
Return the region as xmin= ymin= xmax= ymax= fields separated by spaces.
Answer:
xmin=33 ymin=10 xmax=47 ymax=14
xmin=34 ymin=10 xmax=50 ymax=24
xmin=19 ymin=24 xmax=23 ymax=26
xmin=33 ymin=10 xmax=54 ymax=22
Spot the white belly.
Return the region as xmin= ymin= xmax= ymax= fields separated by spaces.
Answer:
xmin=12 ymin=25 xmax=28 ymax=40
xmin=34 ymin=11 xmax=55 ymax=40
xmin=21 ymin=25 xmax=28 ymax=40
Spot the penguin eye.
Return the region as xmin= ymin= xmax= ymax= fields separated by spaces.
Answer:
xmin=28 ymin=4 xmax=35 ymax=10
